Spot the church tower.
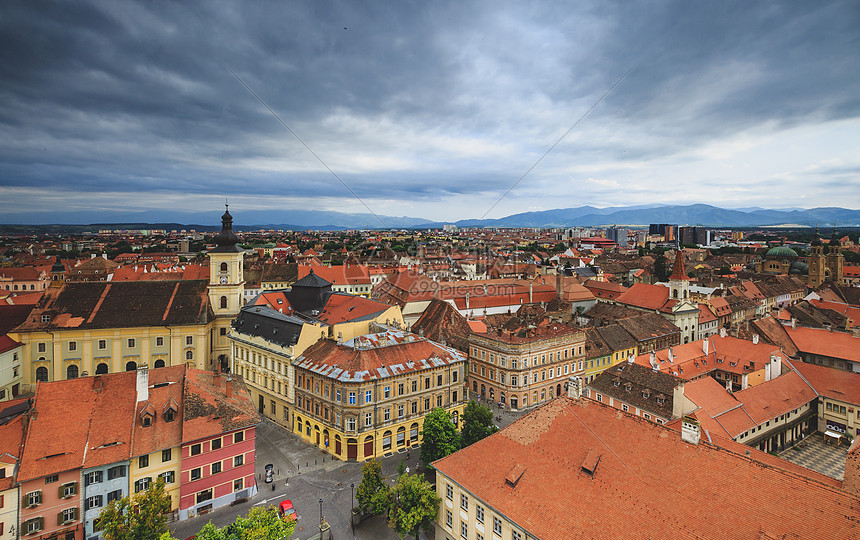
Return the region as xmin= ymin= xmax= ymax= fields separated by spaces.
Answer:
xmin=668 ymin=250 xmax=690 ymax=301
xmin=826 ymin=227 xmax=844 ymax=285
xmin=807 ymin=228 xmax=826 ymax=288
xmin=207 ymin=204 xmax=245 ymax=372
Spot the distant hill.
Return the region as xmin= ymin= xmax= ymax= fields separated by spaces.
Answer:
xmin=1 ymin=204 xmax=859 ymax=233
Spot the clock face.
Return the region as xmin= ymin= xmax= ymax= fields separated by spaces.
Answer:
xmin=220 ymin=276 xmax=228 ymax=284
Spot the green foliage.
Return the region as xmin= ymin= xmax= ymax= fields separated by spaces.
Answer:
xmin=398 ymin=459 xmax=406 ymax=476
xmin=460 ymin=401 xmax=498 ymax=448
xmin=653 ymin=251 xmax=670 ymax=282
xmin=231 ymin=506 xmax=295 ymax=540
xmin=100 ymin=478 xmax=172 ymax=540
xmin=419 ymin=408 xmax=461 ymax=469
xmin=387 ymin=473 xmax=441 ymax=540
xmin=192 ymin=522 xmax=224 ymax=540
xmin=356 ymin=459 xmax=391 ymax=515
xmin=554 ymin=242 xmax=568 ymax=252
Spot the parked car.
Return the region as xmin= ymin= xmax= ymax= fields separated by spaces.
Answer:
xmin=279 ymin=499 xmax=297 ymax=521
xmin=265 ymin=463 xmax=274 ymax=483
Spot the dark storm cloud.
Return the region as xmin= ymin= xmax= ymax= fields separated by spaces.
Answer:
xmin=0 ymin=0 xmax=858 ymax=222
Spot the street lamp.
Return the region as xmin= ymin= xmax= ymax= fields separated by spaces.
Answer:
xmin=319 ymin=497 xmax=324 ymax=526
xmin=351 ymin=483 xmax=356 ymax=534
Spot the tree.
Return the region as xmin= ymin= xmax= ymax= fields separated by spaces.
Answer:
xmin=231 ymin=506 xmax=295 ymax=540
xmin=460 ymin=401 xmax=498 ymax=448
xmin=653 ymin=252 xmax=670 ymax=282
xmin=419 ymin=408 xmax=460 ymax=469
xmin=387 ymin=473 xmax=441 ymax=540
xmin=356 ymin=459 xmax=390 ymax=515
xmin=99 ymin=478 xmax=172 ymax=540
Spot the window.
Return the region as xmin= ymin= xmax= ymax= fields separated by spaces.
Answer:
xmin=349 ymin=392 xmax=356 ymax=405
xmin=234 ymin=478 xmax=243 ymax=491
xmin=366 ymin=390 xmax=373 ymax=403
xmin=384 ymin=408 xmax=391 ymax=422
xmin=107 ymin=489 xmax=123 ymax=503
xmin=69 ymin=341 xmax=77 ymax=351
xmin=212 ymin=462 xmax=222 ymax=474
xmin=164 ymin=408 xmax=175 ymax=422
xmin=336 ymin=388 xmax=342 ymax=401
xmin=98 ymin=339 xmax=106 ymax=350
xmin=365 ymin=413 xmax=373 ymax=427
xmin=220 ymin=296 xmax=228 ymax=309
xmin=162 ymin=449 xmax=172 ymax=462
xmin=411 ymin=401 xmax=418 ymax=414
xmin=460 ymin=493 xmax=468 ymax=510
xmin=234 ymin=455 xmax=244 ymax=467
xmin=107 ymin=466 xmax=126 ymax=480
xmin=26 ymin=490 xmax=42 ymax=507
xmin=134 ymin=477 xmax=151 ymax=492
xmin=512 ymin=531 xmax=522 ymax=540
xmin=446 ymin=484 xmax=453 ymax=500
xmin=234 ymin=431 xmax=244 ymax=443
xmin=622 ymin=404 xmax=629 ymax=412
xmin=347 ymin=418 xmax=356 ymax=431
xmin=453 ymin=370 xmax=458 ymax=382
xmin=398 ymin=404 xmax=404 ymax=418
xmin=186 ymin=350 xmax=194 ymax=360
xmin=156 ymin=336 xmax=164 ymax=347
xmin=437 ymin=374 xmax=443 ymax=386
xmin=383 ymin=386 xmax=390 ymax=399
xmin=477 ymin=504 xmax=485 ymax=523
xmin=191 ymin=468 xmax=202 ymax=481
xmin=398 ymin=382 xmax=404 ymax=395
xmin=160 ymin=471 xmax=175 ymax=484
xmin=128 ymin=338 xmax=135 ymax=348
xmin=61 ymin=482 xmax=77 ymax=498
xmin=36 ymin=366 xmax=48 ymax=382
xmin=411 ymin=380 xmax=417 ymax=392
xmin=446 ymin=509 xmax=453 ymax=529
xmin=38 ymin=342 xmax=46 ymax=353
xmin=196 ymin=489 xmax=213 ymax=504
xmin=139 ymin=454 xmax=149 ymax=468
xmin=85 ymin=471 xmax=102 ymax=485
xmin=494 ymin=516 xmax=502 ymax=535
xmin=461 ymin=522 xmax=468 ymax=539
xmin=45 ymin=474 xmax=59 ymax=484
xmin=24 ymin=518 xmax=43 ymax=534
xmin=212 ymin=438 xmax=222 ymax=450
xmin=186 ymin=335 xmax=194 ymax=346
xmin=86 ymin=495 xmax=103 ymax=510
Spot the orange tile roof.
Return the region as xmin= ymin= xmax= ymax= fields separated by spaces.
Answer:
xmin=616 ymin=282 xmax=672 ymax=312
xmin=697 ymin=303 xmax=717 ymax=324
xmin=787 ymin=326 xmax=860 ymax=363
xmin=433 ymin=397 xmax=858 ymax=539
xmin=181 ymin=370 xmax=259 ymax=444
xmin=809 ymin=299 xmax=860 ymax=327
xmin=633 ymin=335 xmax=783 ymax=380
xmin=790 ymin=359 xmax=860 ymax=406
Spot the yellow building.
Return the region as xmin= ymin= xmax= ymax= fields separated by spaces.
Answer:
xmin=291 ymin=328 xmax=466 ymax=461
xmin=11 ymin=280 xmax=214 ymax=392
xmin=206 ymin=205 xmax=246 ymax=371
xmin=229 ymin=271 xmax=404 ymax=429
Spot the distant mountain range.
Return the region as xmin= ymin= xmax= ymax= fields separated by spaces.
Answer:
xmin=2 ymin=204 xmax=859 ymax=233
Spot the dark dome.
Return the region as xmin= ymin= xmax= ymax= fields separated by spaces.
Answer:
xmin=209 ymin=205 xmax=243 ymax=253
xmin=765 ymin=246 xmax=798 ymax=259
xmin=789 ymin=261 xmax=808 ymax=275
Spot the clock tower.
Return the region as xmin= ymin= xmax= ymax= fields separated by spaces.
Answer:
xmin=207 ymin=204 xmax=245 ymax=372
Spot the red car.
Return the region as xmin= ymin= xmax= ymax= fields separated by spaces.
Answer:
xmin=279 ymin=499 xmax=297 ymax=521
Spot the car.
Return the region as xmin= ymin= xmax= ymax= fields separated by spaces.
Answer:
xmin=279 ymin=499 xmax=297 ymax=521
xmin=264 ymin=463 xmax=274 ymax=483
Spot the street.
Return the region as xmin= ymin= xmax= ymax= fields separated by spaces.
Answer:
xmin=169 ymin=419 xmax=432 ymax=540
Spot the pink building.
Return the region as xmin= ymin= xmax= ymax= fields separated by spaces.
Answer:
xmin=178 ymin=371 xmax=258 ymax=520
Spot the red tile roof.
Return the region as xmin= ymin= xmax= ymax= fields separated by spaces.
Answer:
xmin=616 ymin=282 xmax=672 ymax=312
xmin=433 ymin=397 xmax=859 ymax=539
xmin=790 ymin=360 xmax=860 ymax=406
xmin=787 ymin=327 xmax=860 ymax=363
xmin=633 ymin=335 xmax=783 ymax=380
xmin=294 ymin=330 xmax=465 ymax=382
xmin=697 ymin=303 xmax=717 ymax=324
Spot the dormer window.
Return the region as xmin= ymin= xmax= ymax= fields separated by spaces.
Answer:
xmin=612 ymin=378 xmax=620 ymax=387
xmin=642 ymin=389 xmax=651 ymax=399
xmin=41 ymin=314 xmax=51 ymax=323
xmin=142 ymin=415 xmax=152 ymax=427
xmin=656 ymin=396 xmax=665 ymax=405
xmin=164 ymin=409 xmax=175 ymax=422
xmin=624 ymin=383 xmax=632 ymax=392
xmin=163 ymin=398 xmax=178 ymax=422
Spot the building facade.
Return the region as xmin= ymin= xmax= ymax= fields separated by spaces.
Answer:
xmin=291 ymin=329 xmax=466 ymax=461
xmin=468 ymin=325 xmax=586 ymax=411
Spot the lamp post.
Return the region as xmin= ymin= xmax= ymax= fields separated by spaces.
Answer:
xmin=351 ymin=483 xmax=356 ymax=533
xmin=319 ymin=497 xmax=324 ymax=526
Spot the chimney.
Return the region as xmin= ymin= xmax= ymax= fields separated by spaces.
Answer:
xmin=466 ymin=292 xmax=470 ymax=310
xmin=567 ymin=376 xmax=582 ymax=399
xmin=681 ymin=416 xmax=701 ymax=445
xmin=529 ymin=282 xmax=533 ymax=303
xmin=136 ymin=364 xmax=149 ymax=403
xmin=791 ymin=318 xmax=796 ymax=329
xmin=667 ymin=348 xmax=674 ymax=364
xmin=702 ymin=338 xmax=709 ymax=356
xmin=627 ymin=353 xmax=634 ymax=365
xmin=337 ymin=332 xmax=343 ymax=344
xmin=649 ymin=352 xmax=658 ymax=371
xmin=843 ymin=438 xmax=860 ymax=497
xmin=719 ymin=327 xmax=727 ymax=338
xmin=752 ymin=334 xmax=759 ymax=345
xmin=226 ymin=373 xmax=233 ymax=399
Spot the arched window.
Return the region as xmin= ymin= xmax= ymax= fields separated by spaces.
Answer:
xmin=67 ymin=364 xmax=79 ymax=379
xmin=154 ymin=359 xmax=165 ymax=369
xmin=186 ymin=350 xmax=193 ymax=360
xmin=220 ymin=262 xmax=228 ymax=273
xmin=220 ymin=296 xmax=228 ymax=309
xmin=96 ymin=363 xmax=109 ymax=375
xmin=13 ymin=285 xmax=18 ymax=291
xmin=36 ymin=366 xmax=48 ymax=382
xmin=30 ymin=284 xmax=35 ymax=290
xmin=125 ymin=361 xmax=137 ymax=371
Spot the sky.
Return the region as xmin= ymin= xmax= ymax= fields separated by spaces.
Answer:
xmin=1 ymin=0 xmax=859 ymax=225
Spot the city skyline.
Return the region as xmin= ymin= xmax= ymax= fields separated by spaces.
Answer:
xmin=1 ymin=1 xmax=859 ymax=224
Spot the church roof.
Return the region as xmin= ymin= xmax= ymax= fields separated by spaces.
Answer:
xmin=766 ymin=245 xmax=798 ymax=259
xmin=209 ymin=205 xmax=243 ymax=253
xmin=292 ymin=268 xmax=332 ymax=288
